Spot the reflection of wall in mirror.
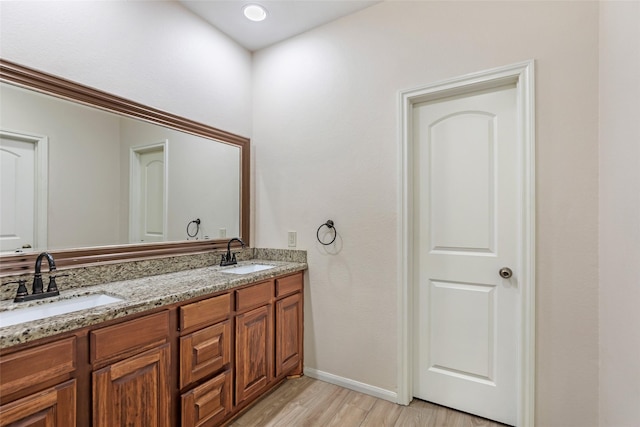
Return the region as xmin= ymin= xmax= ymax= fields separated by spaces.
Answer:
xmin=120 ymin=118 xmax=240 ymax=242
xmin=0 ymin=83 xmax=122 ymax=250
xmin=0 ymin=83 xmax=241 ymax=250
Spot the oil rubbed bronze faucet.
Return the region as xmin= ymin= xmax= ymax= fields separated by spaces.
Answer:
xmin=8 ymin=252 xmax=67 ymax=302
xmin=220 ymin=238 xmax=245 ymax=266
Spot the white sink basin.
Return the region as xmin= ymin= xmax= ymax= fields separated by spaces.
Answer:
xmin=0 ymin=294 xmax=124 ymax=328
xmin=221 ymin=264 xmax=275 ymax=275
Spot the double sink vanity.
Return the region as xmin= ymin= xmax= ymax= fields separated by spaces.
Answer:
xmin=0 ymin=250 xmax=307 ymax=426
xmin=0 ymin=59 xmax=304 ymax=426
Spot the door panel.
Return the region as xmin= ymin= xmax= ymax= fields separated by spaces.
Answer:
xmin=429 ymin=112 xmax=496 ymax=253
xmin=0 ymin=136 xmax=35 ymax=253
xmin=93 ymin=344 xmax=170 ymax=427
xmin=139 ymin=150 xmax=165 ymax=242
xmin=413 ymin=85 xmax=518 ymax=425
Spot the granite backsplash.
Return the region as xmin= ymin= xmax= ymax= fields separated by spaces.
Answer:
xmin=0 ymin=248 xmax=306 ymax=302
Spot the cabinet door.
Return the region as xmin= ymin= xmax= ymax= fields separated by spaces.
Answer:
xmin=275 ymin=293 xmax=303 ymax=377
xmin=235 ymin=305 xmax=272 ymax=404
xmin=181 ymin=370 xmax=231 ymax=427
xmin=0 ymin=379 xmax=76 ymax=426
xmin=93 ymin=344 xmax=170 ymax=427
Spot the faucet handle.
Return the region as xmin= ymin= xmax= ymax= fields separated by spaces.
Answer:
xmin=47 ymin=274 xmax=69 ymax=293
xmin=6 ymin=280 xmax=28 ymax=301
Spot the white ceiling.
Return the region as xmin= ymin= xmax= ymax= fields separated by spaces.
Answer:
xmin=179 ymin=0 xmax=381 ymax=52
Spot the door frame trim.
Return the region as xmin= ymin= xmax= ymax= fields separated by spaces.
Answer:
xmin=129 ymin=140 xmax=169 ymax=244
xmin=0 ymin=129 xmax=49 ymax=252
xmin=397 ymin=60 xmax=535 ymax=427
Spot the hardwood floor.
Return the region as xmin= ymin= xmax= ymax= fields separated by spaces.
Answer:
xmin=229 ymin=376 xmax=510 ymax=427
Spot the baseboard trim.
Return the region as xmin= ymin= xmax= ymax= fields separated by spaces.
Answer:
xmin=303 ymin=367 xmax=398 ymax=403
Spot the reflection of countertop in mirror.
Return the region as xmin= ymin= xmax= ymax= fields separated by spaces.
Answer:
xmin=0 ymin=259 xmax=307 ymax=349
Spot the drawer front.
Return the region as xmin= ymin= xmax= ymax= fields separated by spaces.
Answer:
xmin=181 ymin=370 xmax=232 ymax=427
xmin=275 ymin=273 xmax=303 ymax=298
xmin=180 ymin=320 xmax=231 ymax=389
xmin=180 ymin=293 xmax=231 ymax=333
xmin=90 ymin=311 xmax=169 ymax=365
xmin=0 ymin=379 xmax=76 ymax=426
xmin=235 ymin=281 xmax=273 ymax=312
xmin=0 ymin=337 xmax=76 ymax=397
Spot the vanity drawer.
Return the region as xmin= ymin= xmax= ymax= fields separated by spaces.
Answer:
xmin=0 ymin=337 xmax=76 ymax=397
xmin=275 ymin=273 xmax=303 ymax=298
xmin=180 ymin=293 xmax=230 ymax=333
xmin=90 ymin=311 xmax=169 ymax=365
xmin=180 ymin=320 xmax=231 ymax=388
xmin=181 ymin=369 xmax=232 ymax=427
xmin=235 ymin=281 xmax=273 ymax=312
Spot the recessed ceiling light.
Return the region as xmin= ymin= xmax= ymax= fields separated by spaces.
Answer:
xmin=243 ymin=4 xmax=267 ymax=22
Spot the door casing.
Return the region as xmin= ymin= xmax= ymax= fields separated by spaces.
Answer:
xmin=397 ymin=60 xmax=535 ymax=427
xmin=129 ymin=140 xmax=168 ymax=244
xmin=0 ymin=129 xmax=48 ymax=252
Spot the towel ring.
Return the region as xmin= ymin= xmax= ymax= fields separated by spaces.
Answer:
xmin=186 ymin=218 xmax=201 ymax=238
xmin=316 ymin=220 xmax=337 ymax=245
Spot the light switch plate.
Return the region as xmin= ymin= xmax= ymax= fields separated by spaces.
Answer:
xmin=219 ymin=228 xmax=226 ymax=238
xmin=288 ymin=231 xmax=297 ymax=247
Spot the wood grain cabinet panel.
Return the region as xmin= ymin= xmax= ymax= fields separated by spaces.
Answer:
xmin=180 ymin=320 xmax=231 ymax=389
xmin=275 ymin=293 xmax=303 ymax=377
xmin=0 ymin=337 xmax=76 ymax=398
xmin=181 ymin=370 xmax=231 ymax=427
xmin=275 ymin=273 xmax=303 ymax=298
xmin=235 ymin=281 xmax=272 ymax=312
xmin=235 ymin=304 xmax=273 ymax=405
xmin=90 ymin=311 xmax=169 ymax=366
xmin=180 ymin=294 xmax=230 ymax=333
xmin=93 ymin=344 xmax=171 ymax=427
xmin=0 ymin=379 xmax=76 ymax=427
xmin=0 ymin=270 xmax=304 ymax=426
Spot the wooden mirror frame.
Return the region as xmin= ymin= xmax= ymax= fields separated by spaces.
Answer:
xmin=0 ymin=59 xmax=250 ymax=276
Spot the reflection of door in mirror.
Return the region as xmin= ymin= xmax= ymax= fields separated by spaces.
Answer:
xmin=130 ymin=142 xmax=168 ymax=243
xmin=0 ymin=130 xmax=48 ymax=253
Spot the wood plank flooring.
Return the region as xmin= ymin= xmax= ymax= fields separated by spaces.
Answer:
xmin=229 ymin=376 xmax=510 ymax=427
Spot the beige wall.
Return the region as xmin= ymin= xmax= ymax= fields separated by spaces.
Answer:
xmin=599 ymin=2 xmax=640 ymax=426
xmin=253 ymin=2 xmax=600 ymax=425
xmin=4 ymin=1 xmax=638 ymax=425
xmin=0 ymin=0 xmax=252 ymax=138
xmin=119 ymin=118 xmax=241 ymax=242
xmin=0 ymin=84 xmax=122 ymax=250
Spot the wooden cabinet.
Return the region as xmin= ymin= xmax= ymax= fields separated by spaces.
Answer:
xmin=275 ymin=273 xmax=304 ymax=378
xmin=0 ymin=337 xmax=77 ymax=426
xmin=235 ymin=272 xmax=304 ymax=405
xmin=275 ymin=292 xmax=303 ymax=377
xmin=179 ymin=293 xmax=233 ymax=424
xmin=0 ymin=269 xmax=305 ymax=427
xmin=235 ymin=304 xmax=273 ymax=404
xmin=90 ymin=311 xmax=170 ymax=427
xmin=93 ymin=345 xmax=170 ymax=427
xmin=181 ymin=370 xmax=232 ymax=427
xmin=0 ymin=379 xmax=76 ymax=426
xmin=180 ymin=321 xmax=231 ymax=389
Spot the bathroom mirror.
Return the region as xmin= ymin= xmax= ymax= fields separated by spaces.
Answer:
xmin=0 ymin=59 xmax=249 ymax=275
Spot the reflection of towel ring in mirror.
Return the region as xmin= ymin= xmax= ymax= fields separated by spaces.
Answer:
xmin=316 ymin=220 xmax=337 ymax=245
xmin=187 ymin=218 xmax=201 ymax=238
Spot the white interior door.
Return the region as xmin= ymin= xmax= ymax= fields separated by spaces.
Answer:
xmin=413 ymin=84 xmax=519 ymax=425
xmin=0 ymin=135 xmax=35 ymax=253
xmin=131 ymin=144 xmax=166 ymax=243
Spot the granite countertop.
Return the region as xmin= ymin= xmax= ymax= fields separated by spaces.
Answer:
xmin=0 ymin=260 xmax=306 ymax=349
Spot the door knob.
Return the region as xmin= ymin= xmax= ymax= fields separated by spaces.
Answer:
xmin=499 ymin=267 xmax=513 ymax=279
